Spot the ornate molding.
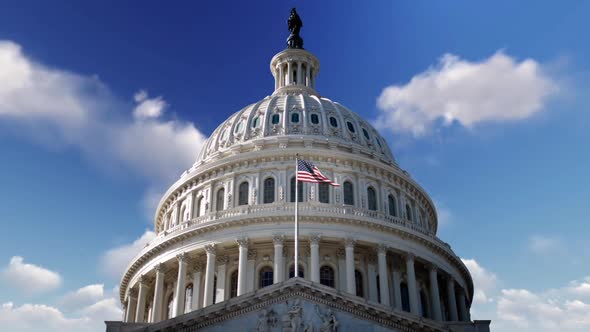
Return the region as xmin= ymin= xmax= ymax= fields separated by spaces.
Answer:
xmin=204 ymin=244 xmax=217 ymax=255
xmin=309 ymin=234 xmax=321 ymax=245
xmin=236 ymin=237 xmax=249 ymax=248
xmin=272 ymin=234 xmax=285 ymax=246
xmin=344 ymin=238 xmax=356 ymax=248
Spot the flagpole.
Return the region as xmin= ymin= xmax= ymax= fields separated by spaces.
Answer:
xmin=294 ymin=154 xmax=299 ymax=278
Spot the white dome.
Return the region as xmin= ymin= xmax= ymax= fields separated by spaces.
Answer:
xmin=195 ymin=92 xmax=396 ymax=167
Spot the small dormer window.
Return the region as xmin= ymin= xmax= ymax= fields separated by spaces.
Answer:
xmin=291 ymin=112 xmax=300 ymax=123
xmin=272 ymin=114 xmax=280 ymax=124
xmin=252 ymin=116 xmax=260 ymax=128
xmin=329 ymin=116 xmax=338 ymax=128
xmin=362 ymin=128 xmax=370 ymax=140
xmin=346 ymin=121 xmax=356 ymax=133
xmin=310 ymin=113 xmax=319 ymax=124
xmin=234 ymin=121 xmax=243 ymax=134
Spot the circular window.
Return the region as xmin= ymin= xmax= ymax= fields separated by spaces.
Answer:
xmin=346 ymin=121 xmax=356 ymax=133
xmin=329 ymin=116 xmax=338 ymax=128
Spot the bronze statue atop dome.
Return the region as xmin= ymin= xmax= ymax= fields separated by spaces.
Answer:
xmin=287 ymin=8 xmax=303 ymax=49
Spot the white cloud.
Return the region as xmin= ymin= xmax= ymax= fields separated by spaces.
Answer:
xmin=567 ymin=277 xmax=590 ymax=298
xmin=461 ymin=258 xmax=497 ymax=305
xmin=528 ymin=234 xmax=562 ymax=255
xmin=497 ymin=289 xmax=590 ymax=330
xmin=0 ymin=302 xmax=91 ymax=332
xmin=376 ymin=51 xmax=559 ymax=136
xmin=79 ymin=298 xmax=122 ymax=321
xmin=100 ymin=230 xmax=156 ymax=278
xmin=0 ymin=40 xmax=207 ymax=186
xmin=60 ymin=284 xmax=104 ymax=310
xmin=1 ymin=256 xmax=61 ymax=294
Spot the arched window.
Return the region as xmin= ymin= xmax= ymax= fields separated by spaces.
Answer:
xmin=355 ymin=270 xmax=363 ymax=297
xmin=289 ymin=264 xmax=305 ymax=278
xmin=259 ymin=266 xmax=274 ymax=288
xmin=367 ymin=187 xmax=377 ymax=211
xmin=291 ymin=112 xmax=300 ymax=123
xmin=376 ymin=275 xmax=381 ymax=303
xmin=213 ymin=276 xmax=217 ymax=303
xmin=184 ymin=284 xmax=193 ymax=314
xmin=271 ymin=114 xmax=280 ymax=124
xmin=216 ymin=188 xmax=225 ymax=211
xmin=234 ymin=121 xmax=243 ymax=134
xmin=318 ymin=182 xmax=329 ymax=203
xmin=362 ymin=128 xmax=370 ymax=140
xmin=263 ymin=178 xmax=275 ymax=204
xmin=195 ymin=196 xmax=204 ymax=217
xmin=180 ymin=205 xmax=186 ymax=222
xmin=166 ymin=293 xmax=174 ymax=319
xmin=290 ymin=177 xmax=303 ymax=202
xmin=343 ymin=181 xmax=354 ymax=205
xmin=238 ymin=182 xmax=249 ymax=206
xmin=230 ymin=270 xmax=238 ymax=298
xmin=388 ymin=194 xmax=397 ymax=217
xmin=320 ymin=265 xmax=335 ymax=288
xmin=406 ymin=204 xmax=412 ymax=221
xmin=401 ymin=282 xmax=410 ymax=312
xmin=420 ymin=289 xmax=430 ymax=318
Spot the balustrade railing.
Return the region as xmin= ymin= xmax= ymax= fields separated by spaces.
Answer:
xmin=158 ymin=202 xmax=438 ymax=241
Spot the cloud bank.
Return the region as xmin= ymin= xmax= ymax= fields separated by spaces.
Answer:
xmin=376 ymin=51 xmax=559 ymax=136
xmin=100 ymin=230 xmax=156 ymax=278
xmin=1 ymin=256 xmax=61 ymax=294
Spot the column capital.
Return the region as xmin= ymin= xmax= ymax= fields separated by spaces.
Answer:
xmin=428 ymin=263 xmax=438 ymax=273
xmin=376 ymin=243 xmax=388 ymax=255
xmin=272 ymin=234 xmax=285 ymax=246
xmin=154 ymin=263 xmax=164 ymax=274
xmin=236 ymin=237 xmax=249 ymax=248
xmin=216 ymin=255 xmax=229 ymax=265
xmin=176 ymin=252 xmax=187 ymax=263
xmin=138 ymin=274 xmax=148 ymax=285
xmin=204 ymin=244 xmax=216 ymax=255
xmin=193 ymin=261 xmax=204 ymax=273
xmin=404 ymin=252 xmax=415 ymax=262
xmin=336 ymin=248 xmax=345 ymax=258
xmin=309 ymin=234 xmax=321 ymax=245
xmin=248 ymin=249 xmax=258 ymax=260
xmin=344 ymin=238 xmax=356 ymax=248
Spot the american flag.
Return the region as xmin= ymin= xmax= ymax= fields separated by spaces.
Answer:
xmin=297 ymin=159 xmax=340 ymax=186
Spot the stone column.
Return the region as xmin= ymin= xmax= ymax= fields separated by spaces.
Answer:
xmin=215 ymin=256 xmax=229 ymax=303
xmin=172 ymin=253 xmax=187 ymax=317
xmin=287 ymin=62 xmax=293 ymax=85
xmin=377 ymin=244 xmax=390 ymax=306
xmin=191 ymin=263 xmax=203 ymax=311
xmin=247 ymin=250 xmax=257 ymax=292
xmin=457 ymin=287 xmax=469 ymax=322
xmin=367 ymin=261 xmax=378 ymax=302
xmin=336 ymin=249 xmax=346 ymax=292
xmin=296 ymin=62 xmax=302 ymax=85
xmin=405 ymin=254 xmax=419 ymax=315
xmin=446 ymin=277 xmax=459 ymax=321
xmin=135 ymin=276 xmax=148 ymax=322
xmin=203 ymin=245 xmax=216 ymax=307
xmin=279 ymin=64 xmax=284 ymax=88
xmin=392 ymin=267 xmax=402 ymax=310
xmin=345 ymin=239 xmax=356 ymax=295
xmin=305 ymin=65 xmax=311 ymax=87
xmin=429 ymin=265 xmax=443 ymax=321
xmin=237 ymin=238 xmax=249 ymax=296
xmin=125 ymin=293 xmax=137 ymax=323
xmin=310 ymin=234 xmax=321 ymax=283
xmin=275 ymin=65 xmax=279 ymax=90
xmin=273 ymin=235 xmax=285 ymax=283
xmin=151 ymin=264 xmax=165 ymax=322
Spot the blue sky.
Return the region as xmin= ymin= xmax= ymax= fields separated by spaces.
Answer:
xmin=0 ymin=1 xmax=589 ymax=331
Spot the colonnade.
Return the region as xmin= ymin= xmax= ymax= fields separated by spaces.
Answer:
xmin=123 ymin=236 xmax=471 ymax=324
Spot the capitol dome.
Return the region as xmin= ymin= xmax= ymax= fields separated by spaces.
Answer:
xmin=111 ymin=9 xmax=488 ymax=332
